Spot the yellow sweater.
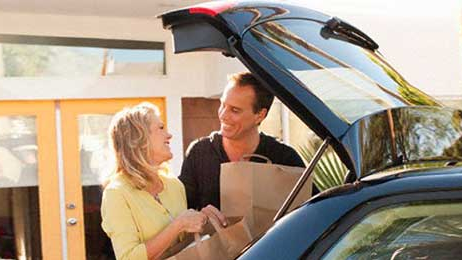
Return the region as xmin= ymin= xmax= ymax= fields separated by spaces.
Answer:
xmin=101 ymin=172 xmax=187 ymax=260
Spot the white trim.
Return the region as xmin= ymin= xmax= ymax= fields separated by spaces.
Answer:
xmin=281 ymin=103 xmax=291 ymax=144
xmin=0 ymin=11 xmax=169 ymax=41
xmin=55 ymin=102 xmax=68 ymax=260
xmin=166 ymin=95 xmax=183 ymax=176
xmin=0 ymin=76 xmax=207 ymax=100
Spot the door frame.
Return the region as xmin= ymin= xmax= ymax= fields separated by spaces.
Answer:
xmin=0 ymin=100 xmax=62 ymax=260
xmin=60 ymin=98 xmax=166 ymax=259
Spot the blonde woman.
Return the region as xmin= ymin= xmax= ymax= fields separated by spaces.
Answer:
xmin=101 ymin=102 xmax=207 ymax=260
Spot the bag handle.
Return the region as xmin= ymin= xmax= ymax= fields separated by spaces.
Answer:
xmin=194 ymin=233 xmax=201 ymax=244
xmin=241 ymin=154 xmax=272 ymax=164
xmin=193 ymin=217 xmax=223 ymax=245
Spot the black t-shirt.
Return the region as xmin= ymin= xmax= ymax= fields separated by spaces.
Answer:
xmin=179 ymin=131 xmax=311 ymax=210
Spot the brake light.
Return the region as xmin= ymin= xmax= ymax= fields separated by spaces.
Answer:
xmin=189 ymin=1 xmax=237 ymax=17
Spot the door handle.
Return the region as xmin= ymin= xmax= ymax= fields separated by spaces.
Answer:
xmin=66 ymin=203 xmax=76 ymax=210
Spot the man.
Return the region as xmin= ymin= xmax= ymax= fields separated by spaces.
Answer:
xmin=180 ymin=72 xmax=313 ymax=226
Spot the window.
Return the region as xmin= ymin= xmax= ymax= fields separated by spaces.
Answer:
xmin=0 ymin=115 xmax=41 ymax=259
xmin=322 ymin=200 xmax=462 ymax=259
xmin=0 ymin=34 xmax=165 ymax=77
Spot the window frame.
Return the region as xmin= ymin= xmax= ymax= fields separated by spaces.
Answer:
xmin=0 ymin=33 xmax=166 ymax=76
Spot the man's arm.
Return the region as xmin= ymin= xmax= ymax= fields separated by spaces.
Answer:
xmin=179 ymin=143 xmax=199 ymax=210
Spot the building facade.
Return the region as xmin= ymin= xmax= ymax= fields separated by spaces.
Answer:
xmin=0 ymin=0 xmax=461 ymax=259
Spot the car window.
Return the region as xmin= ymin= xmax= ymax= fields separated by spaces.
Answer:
xmin=322 ymin=200 xmax=462 ymax=259
xmin=243 ymin=19 xmax=439 ymax=123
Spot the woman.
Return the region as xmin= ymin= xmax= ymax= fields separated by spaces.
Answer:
xmin=101 ymin=102 xmax=207 ymax=260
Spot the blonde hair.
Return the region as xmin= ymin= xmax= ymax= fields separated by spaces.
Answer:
xmin=108 ymin=102 xmax=163 ymax=190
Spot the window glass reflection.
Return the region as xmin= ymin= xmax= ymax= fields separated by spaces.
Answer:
xmin=244 ymin=19 xmax=439 ymax=123
xmin=358 ymin=107 xmax=462 ymax=175
xmin=323 ymin=201 xmax=462 ymax=259
xmin=78 ymin=114 xmax=115 ymax=259
xmin=0 ymin=116 xmax=41 ymax=259
xmin=0 ymin=43 xmax=164 ymax=77
xmin=79 ymin=114 xmax=114 ymax=186
xmin=0 ymin=116 xmax=38 ymax=187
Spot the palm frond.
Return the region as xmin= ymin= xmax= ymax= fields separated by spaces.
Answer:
xmin=297 ymin=142 xmax=348 ymax=191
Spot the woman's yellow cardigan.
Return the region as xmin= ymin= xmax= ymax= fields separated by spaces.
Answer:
xmin=101 ymin=173 xmax=187 ymax=260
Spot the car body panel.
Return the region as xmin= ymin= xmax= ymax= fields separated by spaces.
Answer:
xmin=160 ymin=1 xmax=331 ymax=36
xmin=238 ymin=167 xmax=462 ymax=259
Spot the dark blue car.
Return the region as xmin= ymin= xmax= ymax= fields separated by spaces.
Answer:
xmin=160 ymin=1 xmax=462 ymax=259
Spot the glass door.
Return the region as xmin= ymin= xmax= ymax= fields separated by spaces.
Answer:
xmin=0 ymin=101 xmax=62 ymax=260
xmin=60 ymin=98 xmax=165 ymax=260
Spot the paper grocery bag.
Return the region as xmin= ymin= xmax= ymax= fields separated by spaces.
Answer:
xmin=165 ymin=217 xmax=252 ymax=260
xmin=220 ymin=157 xmax=312 ymax=236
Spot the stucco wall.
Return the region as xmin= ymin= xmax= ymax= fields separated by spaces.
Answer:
xmin=0 ymin=12 xmax=219 ymax=99
xmin=0 ymin=11 xmax=246 ymax=174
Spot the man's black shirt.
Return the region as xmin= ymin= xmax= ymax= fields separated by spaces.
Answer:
xmin=179 ymin=132 xmax=315 ymax=210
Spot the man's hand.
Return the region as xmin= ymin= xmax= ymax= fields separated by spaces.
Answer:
xmin=201 ymin=204 xmax=228 ymax=227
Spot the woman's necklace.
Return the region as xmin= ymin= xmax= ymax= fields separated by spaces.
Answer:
xmin=153 ymin=194 xmax=174 ymax=222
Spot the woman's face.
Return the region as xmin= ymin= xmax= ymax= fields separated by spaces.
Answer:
xmin=149 ymin=114 xmax=173 ymax=165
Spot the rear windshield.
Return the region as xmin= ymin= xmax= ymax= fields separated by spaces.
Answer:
xmin=242 ymin=19 xmax=439 ymax=123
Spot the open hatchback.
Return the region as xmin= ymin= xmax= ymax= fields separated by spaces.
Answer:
xmin=160 ymin=1 xmax=462 ymax=259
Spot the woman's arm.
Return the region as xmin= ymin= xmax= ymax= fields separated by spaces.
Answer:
xmin=145 ymin=209 xmax=206 ymax=260
xmin=101 ymin=188 xmax=150 ymax=259
xmin=102 ymin=188 xmax=206 ymax=260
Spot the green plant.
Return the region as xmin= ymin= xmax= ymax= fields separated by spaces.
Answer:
xmin=297 ymin=140 xmax=348 ymax=192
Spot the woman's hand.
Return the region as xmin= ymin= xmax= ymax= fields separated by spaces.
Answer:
xmin=143 ymin=209 xmax=206 ymax=259
xmin=175 ymin=209 xmax=207 ymax=233
xmin=201 ymin=204 xmax=228 ymax=227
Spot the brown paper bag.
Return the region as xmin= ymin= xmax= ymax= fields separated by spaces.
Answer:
xmin=220 ymin=157 xmax=312 ymax=236
xmin=165 ymin=216 xmax=252 ymax=260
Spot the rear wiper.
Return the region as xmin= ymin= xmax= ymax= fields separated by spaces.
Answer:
xmin=321 ymin=17 xmax=379 ymax=51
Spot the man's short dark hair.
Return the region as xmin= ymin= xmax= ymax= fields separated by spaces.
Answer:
xmin=227 ymin=72 xmax=274 ymax=114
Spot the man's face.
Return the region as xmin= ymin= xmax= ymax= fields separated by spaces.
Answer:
xmin=218 ymin=83 xmax=266 ymax=140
